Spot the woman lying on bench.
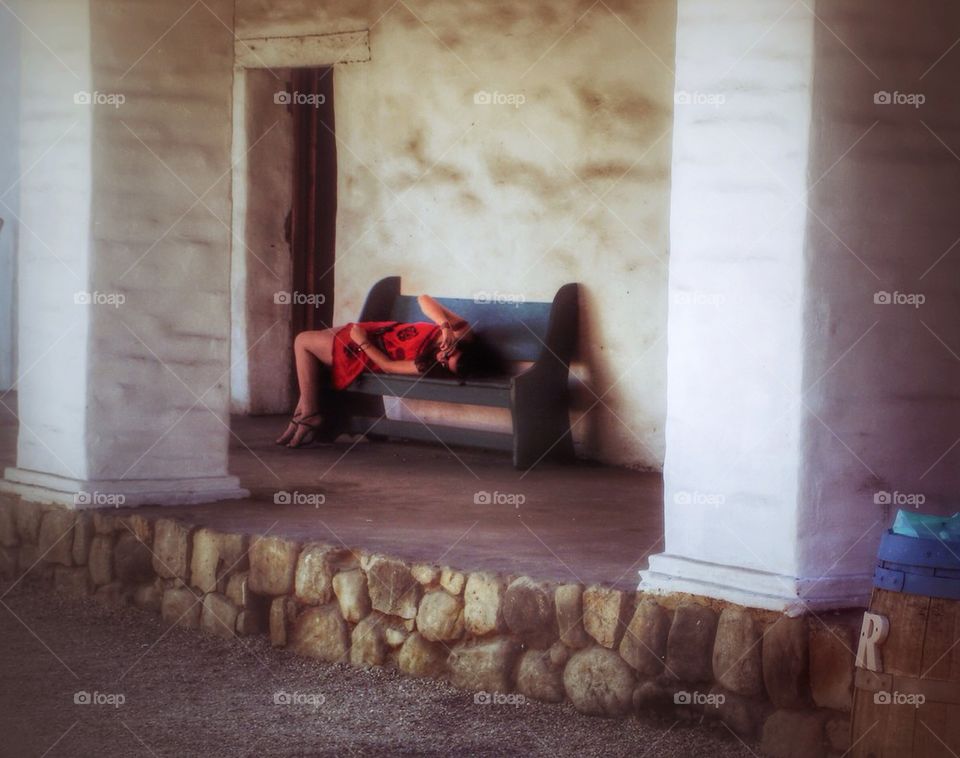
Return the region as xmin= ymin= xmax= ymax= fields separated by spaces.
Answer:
xmin=276 ymin=295 xmax=477 ymax=448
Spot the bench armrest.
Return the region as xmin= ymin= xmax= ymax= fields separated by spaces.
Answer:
xmin=358 ymin=276 xmax=401 ymax=321
xmin=538 ymin=283 xmax=578 ymax=366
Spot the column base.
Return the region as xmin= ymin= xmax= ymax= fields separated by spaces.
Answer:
xmin=639 ymin=552 xmax=872 ymax=616
xmin=0 ymin=467 xmax=249 ymax=508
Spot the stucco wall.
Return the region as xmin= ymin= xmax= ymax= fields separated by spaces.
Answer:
xmin=84 ymin=0 xmax=237 ymax=479
xmin=235 ymin=0 xmax=677 ymax=468
xmin=800 ymin=1 xmax=960 ymax=574
xmin=0 ymin=2 xmax=19 ymax=391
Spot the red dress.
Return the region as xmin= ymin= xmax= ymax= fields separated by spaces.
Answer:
xmin=331 ymin=321 xmax=440 ymax=390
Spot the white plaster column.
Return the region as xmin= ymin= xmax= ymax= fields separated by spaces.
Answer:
xmin=2 ymin=0 xmax=247 ymax=507
xmin=640 ymin=0 xmax=872 ymax=612
xmin=5 ymin=0 xmax=95 ymax=484
xmin=0 ymin=2 xmax=20 ymax=391
xmin=645 ymin=0 xmax=960 ymax=614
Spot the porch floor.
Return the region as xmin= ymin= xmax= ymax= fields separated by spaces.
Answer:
xmin=2 ymin=405 xmax=663 ymax=592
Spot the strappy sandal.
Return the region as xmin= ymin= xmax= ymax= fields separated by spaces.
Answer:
xmin=275 ymin=412 xmax=304 ymax=445
xmin=287 ymin=412 xmax=324 ymax=449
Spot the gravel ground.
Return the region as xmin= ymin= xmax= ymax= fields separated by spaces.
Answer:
xmin=0 ymin=579 xmax=761 ymax=758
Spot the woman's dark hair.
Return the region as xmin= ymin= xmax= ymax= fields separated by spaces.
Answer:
xmin=414 ymin=334 xmax=502 ymax=380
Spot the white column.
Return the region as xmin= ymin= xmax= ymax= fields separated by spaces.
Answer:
xmin=6 ymin=0 xmax=95 ymax=483
xmin=0 ymin=2 xmax=20 ymax=391
xmin=2 ymin=0 xmax=247 ymax=507
xmin=641 ymin=0 xmax=872 ymax=612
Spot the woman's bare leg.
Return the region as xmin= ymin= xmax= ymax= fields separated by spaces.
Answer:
xmin=276 ymin=327 xmax=338 ymax=446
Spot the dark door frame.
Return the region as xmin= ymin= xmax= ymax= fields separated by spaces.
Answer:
xmin=288 ymin=66 xmax=337 ymax=336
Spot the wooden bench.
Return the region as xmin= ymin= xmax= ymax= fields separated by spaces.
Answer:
xmin=326 ymin=276 xmax=579 ymax=469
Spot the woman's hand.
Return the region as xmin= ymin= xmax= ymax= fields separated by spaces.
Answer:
xmin=350 ymin=324 xmax=368 ymax=346
xmin=438 ymin=324 xmax=456 ymax=352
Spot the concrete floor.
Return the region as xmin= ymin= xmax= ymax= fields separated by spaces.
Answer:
xmin=0 ymin=401 xmax=663 ymax=591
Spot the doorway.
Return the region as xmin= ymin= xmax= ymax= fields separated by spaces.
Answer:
xmin=288 ymin=67 xmax=337 ymax=337
xmin=230 ymin=66 xmax=338 ymax=415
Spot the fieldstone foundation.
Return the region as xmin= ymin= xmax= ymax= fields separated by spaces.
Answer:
xmin=0 ymin=495 xmax=858 ymax=757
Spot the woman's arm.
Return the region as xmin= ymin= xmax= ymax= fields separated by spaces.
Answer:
xmin=417 ymin=294 xmax=472 ymax=348
xmin=417 ymin=295 xmax=468 ymax=329
xmin=350 ymin=325 xmax=420 ymax=375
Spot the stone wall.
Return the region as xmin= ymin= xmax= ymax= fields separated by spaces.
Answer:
xmin=0 ymin=495 xmax=858 ymax=758
xmin=232 ymin=0 xmax=677 ymax=469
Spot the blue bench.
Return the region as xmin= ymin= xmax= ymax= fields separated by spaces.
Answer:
xmin=329 ymin=276 xmax=579 ymax=469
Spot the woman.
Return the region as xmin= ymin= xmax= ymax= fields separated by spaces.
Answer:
xmin=276 ymin=294 xmax=476 ymax=448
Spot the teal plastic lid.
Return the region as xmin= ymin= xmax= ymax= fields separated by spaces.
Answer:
xmin=891 ymin=509 xmax=960 ymax=541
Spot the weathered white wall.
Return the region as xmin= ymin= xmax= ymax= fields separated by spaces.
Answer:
xmin=0 ymin=2 xmax=19 ymax=391
xmin=235 ymin=0 xmax=677 ymax=468
xmin=799 ymin=1 xmax=960 ymax=576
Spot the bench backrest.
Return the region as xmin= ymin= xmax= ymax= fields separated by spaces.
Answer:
xmin=358 ymin=277 xmax=577 ymax=365
xmin=389 ymin=295 xmax=551 ymax=363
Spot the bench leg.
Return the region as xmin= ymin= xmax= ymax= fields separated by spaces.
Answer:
xmin=313 ymin=366 xmax=385 ymax=441
xmin=325 ymin=391 xmax=385 ymax=440
xmin=511 ymin=378 xmax=574 ymax=469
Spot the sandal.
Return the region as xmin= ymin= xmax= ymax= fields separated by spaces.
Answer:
xmin=287 ymin=412 xmax=324 ymax=449
xmin=275 ymin=412 xmax=304 ymax=445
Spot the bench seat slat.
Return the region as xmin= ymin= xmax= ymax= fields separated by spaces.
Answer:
xmin=347 ymin=374 xmax=512 ymax=408
xmin=346 ymin=417 xmax=515 ymax=452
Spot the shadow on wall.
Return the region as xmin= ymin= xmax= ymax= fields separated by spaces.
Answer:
xmin=801 ymin=1 xmax=960 ymax=528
